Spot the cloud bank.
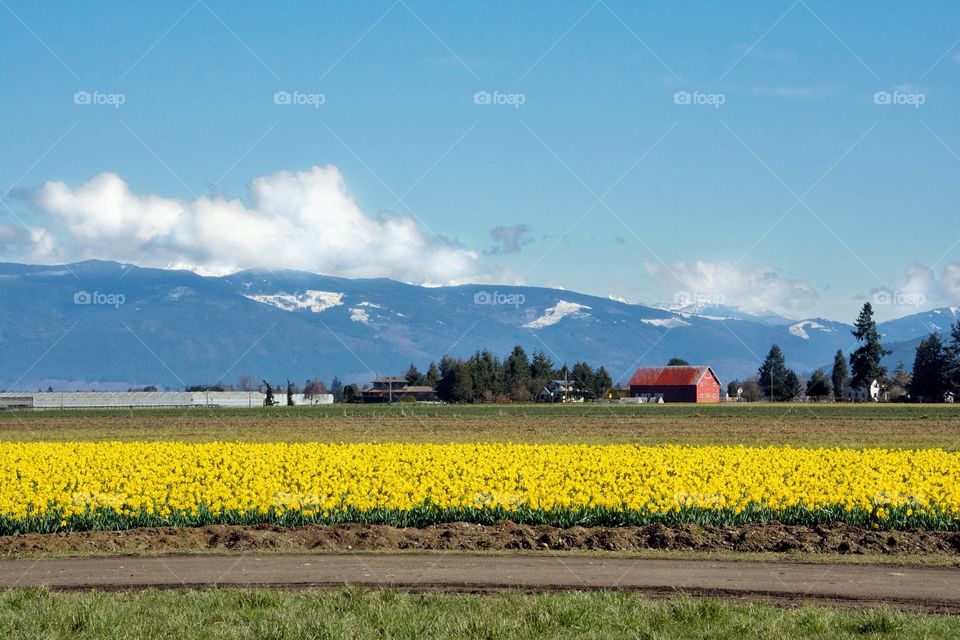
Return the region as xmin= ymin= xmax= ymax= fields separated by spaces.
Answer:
xmin=646 ymin=260 xmax=818 ymax=314
xmin=11 ymin=166 xmax=481 ymax=283
xmin=869 ymin=263 xmax=960 ymax=310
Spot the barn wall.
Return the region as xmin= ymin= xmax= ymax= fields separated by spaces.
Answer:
xmin=695 ymin=377 xmax=721 ymax=403
xmin=629 ymin=385 xmax=697 ymax=402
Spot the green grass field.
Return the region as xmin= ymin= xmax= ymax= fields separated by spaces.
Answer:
xmin=0 ymin=588 xmax=956 ymax=640
xmin=2 ymin=403 xmax=960 ymax=449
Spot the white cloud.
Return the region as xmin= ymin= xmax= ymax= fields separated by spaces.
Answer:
xmin=486 ymin=224 xmax=532 ymax=255
xmin=869 ymin=262 xmax=960 ymax=311
xmin=645 ymin=260 xmax=818 ymax=314
xmin=16 ymin=166 xmax=481 ymax=284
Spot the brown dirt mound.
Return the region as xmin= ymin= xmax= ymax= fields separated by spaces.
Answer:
xmin=4 ymin=521 xmax=960 ymax=556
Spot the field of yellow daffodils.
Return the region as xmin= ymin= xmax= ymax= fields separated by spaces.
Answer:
xmin=1 ymin=442 xmax=958 ymax=533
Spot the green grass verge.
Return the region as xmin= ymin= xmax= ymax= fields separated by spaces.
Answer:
xmin=0 ymin=587 xmax=957 ymax=639
xmin=3 ymin=503 xmax=954 ymax=535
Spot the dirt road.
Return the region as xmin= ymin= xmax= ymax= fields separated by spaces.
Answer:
xmin=2 ymin=554 xmax=959 ymax=612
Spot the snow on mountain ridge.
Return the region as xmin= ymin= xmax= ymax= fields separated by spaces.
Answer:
xmin=244 ymin=290 xmax=344 ymax=313
xmin=523 ymin=301 xmax=591 ymax=329
xmin=350 ymin=308 xmax=371 ymax=324
xmin=641 ymin=317 xmax=691 ymax=328
xmin=788 ymin=320 xmax=834 ymax=340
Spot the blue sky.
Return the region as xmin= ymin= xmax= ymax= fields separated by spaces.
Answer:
xmin=2 ymin=1 xmax=960 ymax=322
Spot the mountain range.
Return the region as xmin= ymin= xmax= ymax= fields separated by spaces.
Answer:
xmin=0 ymin=260 xmax=957 ymax=391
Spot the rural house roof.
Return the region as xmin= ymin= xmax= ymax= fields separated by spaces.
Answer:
xmin=628 ymin=366 xmax=717 ymax=387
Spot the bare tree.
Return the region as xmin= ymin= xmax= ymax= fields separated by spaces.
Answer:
xmin=303 ymin=379 xmax=328 ymax=403
xmin=237 ymin=375 xmax=255 ymax=392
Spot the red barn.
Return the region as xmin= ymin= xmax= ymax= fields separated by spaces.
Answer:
xmin=628 ymin=366 xmax=722 ymax=403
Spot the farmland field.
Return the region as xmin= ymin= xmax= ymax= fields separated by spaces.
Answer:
xmin=3 ymin=403 xmax=960 ymax=449
xmin=3 ymin=403 xmax=960 ymax=622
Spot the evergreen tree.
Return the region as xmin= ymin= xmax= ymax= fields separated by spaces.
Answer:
xmin=757 ymin=344 xmax=789 ymax=401
xmin=727 ymin=380 xmax=741 ymax=399
xmin=452 ymin=362 xmax=474 ymax=403
xmin=342 ymin=383 xmax=359 ymax=403
xmin=469 ymin=350 xmax=501 ymax=401
xmin=910 ymin=333 xmax=950 ymax=402
xmin=888 ymin=360 xmax=911 ymax=402
xmin=592 ymin=366 xmax=613 ymax=399
xmin=850 ymin=302 xmax=890 ymax=389
xmin=424 ymin=361 xmax=440 ymax=389
xmin=805 ymin=369 xmax=832 ymax=400
xmin=831 ymin=350 xmax=849 ymax=401
xmin=504 ymin=345 xmax=531 ymax=401
xmin=667 ymin=358 xmax=690 ymax=366
xmin=435 ymin=357 xmax=457 ymax=402
xmin=529 ymin=350 xmax=556 ymax=381
xmin=571 ymin=362 xmax=595 ymax=397
xmin=948 ymin=320 xmax=960 ymax=394
xmin=783 ymin=370 xmax=802 ymax=401
xmin=330 ymin=377 xmax=344 ymax=402
xmin=404 ymin=364 xmax=425 ymax=386
xmin=262 ymin=380 xmax=276 ymax=406
xmin=527 ymin=350 xmax=556 ymax=399
xmin=437 ymin=359 xmax=473 ymax=403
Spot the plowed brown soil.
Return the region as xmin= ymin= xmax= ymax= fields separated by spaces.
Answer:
xmin=5 ymin=521 xmax=960 ymax=556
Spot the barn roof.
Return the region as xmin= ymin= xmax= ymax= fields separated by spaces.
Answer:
xmin=628 ymin=366 xmax=717 ymax=387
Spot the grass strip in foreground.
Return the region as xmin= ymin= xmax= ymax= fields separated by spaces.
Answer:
xmin=1 ymin=588 xmax=959 ymax=639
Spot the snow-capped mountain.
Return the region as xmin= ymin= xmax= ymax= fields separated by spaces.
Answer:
xmin=0 ymin=260 xmax=953 ymax=390
xmin=878 ymin=306 xmax=960 ymax=343
xmin=659 ymin=302 xmax=793 ymax=326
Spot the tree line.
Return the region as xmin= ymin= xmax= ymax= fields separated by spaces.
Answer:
xmin=727 ymin=302 xmax=960 ymax=403
xmin=400 ymin=345 xmax=613 ymax=403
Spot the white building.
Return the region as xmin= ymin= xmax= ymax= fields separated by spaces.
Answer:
xmin=843 ymin=379 xmax=882 ymax=402
xmin=0 ymin=391 xmax=333 ymax=409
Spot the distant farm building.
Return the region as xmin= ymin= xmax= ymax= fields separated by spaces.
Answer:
xmin=628 ymin=366 xmax=722 ymax=403
xmin=843 ymin=379 xmax=882 ymax=402
xmin=0 ymin=391 xmax=332 ymax=410
xmin=361 ymin=377 xmax=438 ymax=403
xmin=536 ymin=379 xmax=586 ymax=403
